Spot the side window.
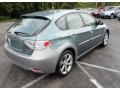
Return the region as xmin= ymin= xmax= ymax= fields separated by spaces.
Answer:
xmin=56 ymin=16 xmax=67 ymax=30
xmin=67 ymin=13 xmax=84 ymax=30
xmin=80 ymin=13 xmax=96 ymax=26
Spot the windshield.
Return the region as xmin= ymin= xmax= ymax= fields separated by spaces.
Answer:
xmin=8 ymin=18 xmax=50 ymax=36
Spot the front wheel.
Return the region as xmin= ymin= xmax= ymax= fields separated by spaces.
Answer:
xmin=101 ymin=32 xmax=109 ymax=47
xmin=110 ymin=14 xmax=114 ymax=19
xmin=56 ymin=50 xmax=74 ymax=76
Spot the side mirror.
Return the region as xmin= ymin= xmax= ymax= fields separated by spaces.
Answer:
xmin=95 ymin=20 xmax=104 ymax=25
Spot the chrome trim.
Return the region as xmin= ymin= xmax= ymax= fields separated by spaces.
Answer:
xmin=90 ymin=34 xmax=102 ymax=41
xmin=78 ymin=39 xmax=90 ymax=45
xmin=79 ymin=34 xmax=102 ymax=45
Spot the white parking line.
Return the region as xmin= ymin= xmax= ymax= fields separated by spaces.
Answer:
xmin=79 ymin=62 xmax=120 ymax=74
xmin=21 ymin=74 xmax=49 ymax=88
xmin=76 ymin=62 xmax=103 ymax=88
xmin=46 ymin=80 xmax=63 ymax=88
xmin=109 ymin=23 xmax=120 ymax=28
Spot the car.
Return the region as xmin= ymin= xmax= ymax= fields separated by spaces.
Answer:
xmin=76 ymin=8 xmax=96 ymax=15
xmin=4 ymin=9 xmax=110 ymax=76
xmin=86 ymin=8 xmax=96 ymax=15
xmin=101 ymin=6 xmax=120 ymax=19
xmin=117 ymin=13 xmax=120 ymax=20
xmin=91 ymin=8 xmax=103 ymax=18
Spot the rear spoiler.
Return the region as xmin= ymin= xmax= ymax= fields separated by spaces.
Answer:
xmin=21 ymin=15 xmax=50 ymax=20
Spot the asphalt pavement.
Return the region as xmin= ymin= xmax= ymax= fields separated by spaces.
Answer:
xmin=0 ymin=19 xmax=120 ymax=88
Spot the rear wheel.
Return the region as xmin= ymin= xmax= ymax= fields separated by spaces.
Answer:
xmin=56 ymin=50 xmax=74 ymax=76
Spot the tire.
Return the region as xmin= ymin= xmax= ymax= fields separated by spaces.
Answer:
xmin=110 ymin=14 xmax=114 ymax=19
xmin=101 ymin=16 xmax=104 ymax=19
xmin=56 ymin=50 xmax=74 ymax=76
xmin=101 ymin=31 xmax=109 ymax=47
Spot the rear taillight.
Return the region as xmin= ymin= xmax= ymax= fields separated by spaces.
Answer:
xmin=35 ymin=40 xmax=51 ymax=49
xmin=24 ymin=40 xmax=51 ymax=50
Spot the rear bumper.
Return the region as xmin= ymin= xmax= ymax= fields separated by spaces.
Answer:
xmin=4 ymin=43 xmax=59 ymax=73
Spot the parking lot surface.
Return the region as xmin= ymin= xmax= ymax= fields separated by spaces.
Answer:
xmin=0 ymin=19 xmax=120 ymax=88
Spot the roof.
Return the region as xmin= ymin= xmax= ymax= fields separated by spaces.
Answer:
xmin=22 ymin=9 xmax=79 ymax=20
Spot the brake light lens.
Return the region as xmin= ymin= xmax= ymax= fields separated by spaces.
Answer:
xmin=44 ymin=41 xmax=50 ymax=47
xmin=35 ymin=40 xmax=51 ymax=49
xmin=24 ymin=40 xmax=51 ymax=50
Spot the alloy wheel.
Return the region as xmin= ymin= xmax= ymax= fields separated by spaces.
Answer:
xmin=60 ymin=53 xmax=73 ymax=75
xmin=104 ymin=33 xmax=109 ymax=46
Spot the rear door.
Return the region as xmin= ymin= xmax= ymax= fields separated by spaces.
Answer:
xmin=66 ymin=12 xmax=92 ymax=55
xmin=80 ymin=12 xmax=104 ymax=47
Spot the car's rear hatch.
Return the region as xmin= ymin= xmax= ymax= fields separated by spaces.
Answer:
xmin=7 ymin=34 xmax=36 ymax=55
xmin=6 ymin=16 xmax=50 ymax=55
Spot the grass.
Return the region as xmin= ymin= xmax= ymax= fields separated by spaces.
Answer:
xmin=0 ymin=16 xmax=16 ymax=23
xmin=0 ymin=16 xmax=10 ymax=21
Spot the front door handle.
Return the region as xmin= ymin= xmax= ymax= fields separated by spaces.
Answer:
xmin=70 ymin=34 xmax=77 ymax=38
xmin=90 ymin=30 xmax=93 ymax=33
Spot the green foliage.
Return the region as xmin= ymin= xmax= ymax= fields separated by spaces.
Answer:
xmin=0 ymin=2 xmax=120 ymax=21
xmin=0 ymin=16 xmax=10 ymax=21
xmin=76 ymin=2 xmax=96 ymax=8
xmin=106 ymin=2 xmax=120 ymax=6
xmin=0 ymin=2 xmax=77 ymax=20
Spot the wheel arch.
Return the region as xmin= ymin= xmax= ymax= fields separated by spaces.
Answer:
xmin=61 ymin=47 xmax=76 ymax=60
xmin=55 ymin=46 xmax=77 ymax=75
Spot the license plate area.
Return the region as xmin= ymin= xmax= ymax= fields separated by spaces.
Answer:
xmin=10 ymin=38 xmax=23 ymax=52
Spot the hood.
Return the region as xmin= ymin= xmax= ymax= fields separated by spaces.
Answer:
xmin=102 ymin=10 xmax=115 ymax=14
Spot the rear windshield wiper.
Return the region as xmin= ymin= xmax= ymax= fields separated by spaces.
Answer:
xmin=14 ymin=31 xmax=31 ymax=36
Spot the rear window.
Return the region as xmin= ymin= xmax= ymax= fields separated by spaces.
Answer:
xmin=56 ymin=16 xmax=67 ymax=30
xmin=8 ymin=18 xmax=50 ymax=36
